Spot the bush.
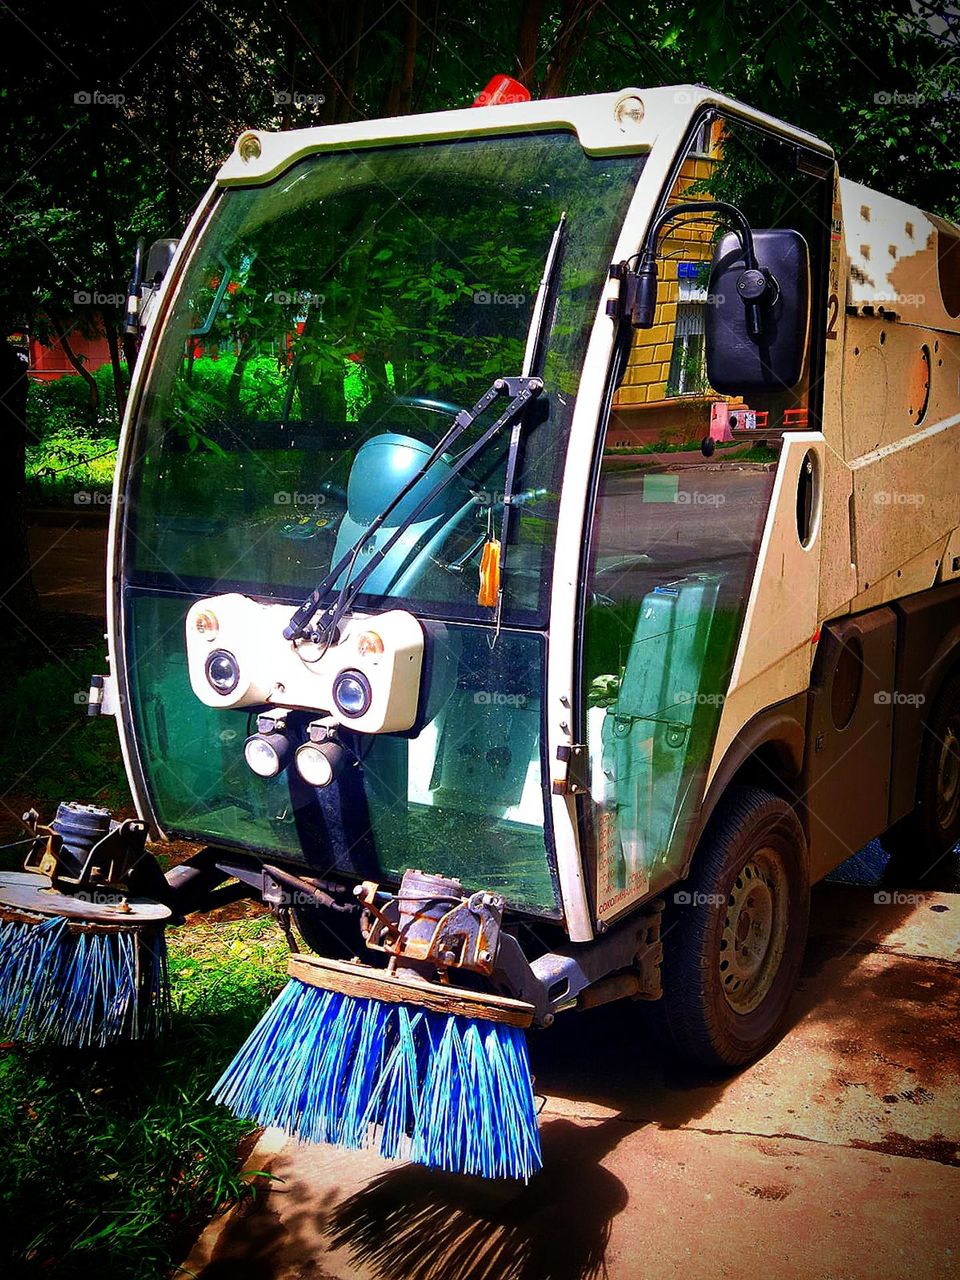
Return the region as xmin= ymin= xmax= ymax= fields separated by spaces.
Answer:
xmin=25 ymin=430 xmax=118 ymax=508
xmin=175 ymin=354 xmax=288 ymax=438
xmin=26 ymin=365 xmax=127 ymax=444
xmin=0 ymin=916 xmax=286 ymax=1280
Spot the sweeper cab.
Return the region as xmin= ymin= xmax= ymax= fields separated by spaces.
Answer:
xmin=5 ymin=79 xmax=960 ymax=1178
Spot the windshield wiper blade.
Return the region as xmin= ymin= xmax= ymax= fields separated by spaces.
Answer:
xmin=521 ymin=213 xmax=566 ymax=380
xmin=283 ymin=376 xmax=544 ymax=642
xmin=488 ymin=213 xmax=567 ymax=633
xmin=283 ymin=212 xmax=566 ymax=645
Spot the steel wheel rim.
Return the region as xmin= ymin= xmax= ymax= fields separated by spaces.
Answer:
xmin=935 ymin=716 xmax=960 ymax=833
xmin=719 ymin=849 xmax=789 ymax=1015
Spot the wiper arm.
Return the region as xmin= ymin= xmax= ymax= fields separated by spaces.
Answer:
xmin=487 ymin=213 xmax=567 ymax=631
xmin=284 ymin=212 xmax=565 ymax=645
xmin=283 ymin=375 xmax=544 ymax=642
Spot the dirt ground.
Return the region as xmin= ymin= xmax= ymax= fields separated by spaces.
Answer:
xmin=27 ymin=513 xmax=108 ymax=619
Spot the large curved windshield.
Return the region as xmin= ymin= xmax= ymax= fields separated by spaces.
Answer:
xmin=117 ymin=131 xmax=645 ymax=915
xmin=125 ymin=131 xmax=645 ymax=626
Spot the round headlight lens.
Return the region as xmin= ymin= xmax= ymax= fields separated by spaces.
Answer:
xmin=295 ymin=741 xmax=346 ymax=788
xmin=205 ymin=649 xmax=240 ymax=695
xmin=332 ymin=669 xmax=372 ymax=719
xmin=243 ymin=732 xmax=289 ymax=778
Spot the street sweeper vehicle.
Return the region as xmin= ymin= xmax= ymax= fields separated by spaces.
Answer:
xmin=4 ymin=79 xmax=960 ymax=1180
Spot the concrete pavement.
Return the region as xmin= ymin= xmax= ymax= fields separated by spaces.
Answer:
xmin=178 ymin=881 xmax=960 ymax=1280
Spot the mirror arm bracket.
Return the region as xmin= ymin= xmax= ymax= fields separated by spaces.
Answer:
xmin=610 ymin=200 xmax=772 ymax=337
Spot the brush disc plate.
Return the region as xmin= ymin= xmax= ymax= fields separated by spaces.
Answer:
xmin=0 ymin=871 xmax=171 ymax=925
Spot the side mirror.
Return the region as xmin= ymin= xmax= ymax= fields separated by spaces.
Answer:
xmin=123 ymin=237 xmax=181 ymax=343
xmin=705 ymin=229 xmax=810 ymax=394
xmin=144 ymin=238 xmax=179 ymax=288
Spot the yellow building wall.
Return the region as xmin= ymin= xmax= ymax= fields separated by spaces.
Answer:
xmin=614 ymin=152 xmax=717 ymax=412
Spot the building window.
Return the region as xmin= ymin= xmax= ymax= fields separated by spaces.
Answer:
xmin=689 ymin=117 xmax=714 ymax=157
xmin=666 ymin=302 xmax=707 ymax=396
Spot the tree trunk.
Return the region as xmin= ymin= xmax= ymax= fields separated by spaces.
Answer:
xmin=382 ymin=1 xmax=418 ymax=116
xmin=541 ymin=0 xmax=599 ymax=99
xmin=516 ymin=0 xmax=543 ymax=88
xmin=318 ymin=4 xmax=346 ymax=124
xmin=412 ymin=0 xmax=440 ymax=111
xmin=163 ymin=34 xmax=181 ymax=229
xmin=44 ymin=312 xmax=99 ymax=411
xmin=101 ymin=309 xmax=127 ymax=427
xmin=338 ymin=0 xmax=366 ymax=122
xmin=88 ymin=101 xmax=133 ymax=398
xmin=0 ymin=341 xmax=40 ymax=634
xmin=398 ymin=0 xmax=419 ymax=116
xmin=225 ymin=337 xmax=250 ymax=413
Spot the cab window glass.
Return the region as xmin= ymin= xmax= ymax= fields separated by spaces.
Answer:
xmin=584 ymin=117 xmax=828 ymax=918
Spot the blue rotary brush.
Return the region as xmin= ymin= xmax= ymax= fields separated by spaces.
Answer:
xmin=0 ymin=904 xmax=169 ymax=1048
xmin=212 ymin=871 xmax=542 ymax=1180
xmin=0 ymin=804 xmax=171 ymax=1048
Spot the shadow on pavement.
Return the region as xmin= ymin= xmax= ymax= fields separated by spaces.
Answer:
xmin=200 ymin=1113 xmax=672 ymax=1280
xmin=324 ymin=1117 xmax=631 ymax=1280
xmin=198 ymin=1022 xmax=732 ymax=1280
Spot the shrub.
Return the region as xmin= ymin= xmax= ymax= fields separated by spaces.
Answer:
xmin=26 ymin=365 xmax=128 ymax=444
xmin=25 ymin=431 xmax=118 ymax=507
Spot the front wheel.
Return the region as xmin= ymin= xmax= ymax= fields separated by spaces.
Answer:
xmin=660 ymin=786 xmax=810 ymax=1070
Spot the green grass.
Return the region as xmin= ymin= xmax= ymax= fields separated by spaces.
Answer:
xmin=0 ymin=916 xmax=288 ymax=1279
xmin=604 ymin=438 xmax=700 ymax=454
xmin=25 ymin=430 xmax=118 ymax=508
xmin=0 ymin=645 xmax=130 ymax=833
xmin=0 ymin=646 xmax=290 ymax=1277
xmin=603 ymin=436 xmax=759 ymax=455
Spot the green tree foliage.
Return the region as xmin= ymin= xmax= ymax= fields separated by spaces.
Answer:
xmin=2 ymin=0 xmax=956 ymax=344
xmin=0 ymin=0 xmax=956 ymax=619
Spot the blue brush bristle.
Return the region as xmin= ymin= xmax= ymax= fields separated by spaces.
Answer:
xmin=0 ymin=914 xmax=170 ymax=1048
xmin=212 ymin=980 xmax=542 ymax=1180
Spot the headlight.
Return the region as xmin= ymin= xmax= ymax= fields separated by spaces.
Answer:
xmin=332 ymin=669 xmax=372 ymax=719
xmin=295 ymin=740 xmax=346 ymax=788
xmin=243 ymin=731 xmax=291 ymax=778
xmin=205 ymin=649 xmax=240 ymax=695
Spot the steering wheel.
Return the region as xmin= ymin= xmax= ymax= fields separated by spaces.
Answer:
xmin=394 ymin=395 xmax=464 ymax=420
xmin=368 ymin=394 xmax=506 ymax=491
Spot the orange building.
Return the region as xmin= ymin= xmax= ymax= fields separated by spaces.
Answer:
xmin=26 ymin=330 xmax=112 ymax=381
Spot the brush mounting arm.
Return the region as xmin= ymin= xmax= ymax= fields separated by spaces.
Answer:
xmin=21 ymin=802 xmax=168 ymax=903
xmin=356 ymin=870 xmax=505 ymax=980
xmin=355 ymin=869 xmax=664 ymax=1029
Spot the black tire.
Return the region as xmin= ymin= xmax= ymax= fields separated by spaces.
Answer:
xmin=660 ymin=786 xmax=810 ymax=1071
xmin=880 ymin=671 xmax=960 ymax=867
xmin=292 ymin=904 xmax=365 ymax=959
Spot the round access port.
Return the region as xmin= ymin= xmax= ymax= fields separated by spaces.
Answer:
xmin=796 ymin=449 xmax=820 ymax=548
xmin=910 ymin=344 xmax=931 ymax=425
